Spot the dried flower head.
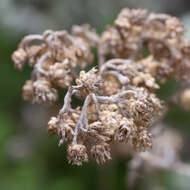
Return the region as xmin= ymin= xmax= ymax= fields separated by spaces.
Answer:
xmin=32 ymin=79 xmax=58 ymax=105
xmin=11 ymin=8 xmax=190 ymax=166
xmin=12 ymin=24 xmax=99 ymax=105
xmin=99 ymin=8 xmax=190 ymax=83
xmin=91 ymin=143 xmax=111 ymax=164
xmin=76 ymin=68 xmax=102 ymax=95
xmin=67 ymin=144 xmax=88 ymax=165
xmin=47 ymin=117 xmax=59 ymax=135
xmin=12 ymin=48 xmax=28 ymax=71
xmin=49 ymin=60 xmax=73 ymax=88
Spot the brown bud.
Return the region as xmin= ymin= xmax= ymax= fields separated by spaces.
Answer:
xmin=67 ymin=144 xmax=88 ymax=165
xmin=91 ymin=143 xmax=111 ymax=164
xmin=12 ymin=48 xmax=27 ymax=71
xmin=48 ymin=117 xmax=59 ymax=135
xmin=33 ymin=79 xmax=58 ymax=105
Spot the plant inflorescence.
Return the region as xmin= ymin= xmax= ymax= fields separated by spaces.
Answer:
xmin=12 ymin=8 xmax=190 ymax=166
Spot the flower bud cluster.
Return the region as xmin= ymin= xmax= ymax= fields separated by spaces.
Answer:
xmin=100 ymin=58 xmax=159 ymax=96
xmin=12 ymin=8 xmax=190 ymax=166
xmin=12 ymin=25 xmax=99 ymax=104
xmin=99 ymin=8 xmax=190 ymax=82
xmin=22 ymin=79 xmax=58 ymax=105
xmin=46 ymin=68 xmax=162 ymax=165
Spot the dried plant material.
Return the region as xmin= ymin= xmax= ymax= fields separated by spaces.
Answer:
xmin=22 ymin=79 xmax=58 ymax=105
xmin=67 ymin=144 xmax=88 ymax=166
xmin=91 ymin=143 xmax=111 ymax=164
xmin=47 ymin=117 xmax=59 ymax=135
xmin=49 ymin=61 xmax=73 ymax=88
xmin=45 ymin=68 xmax=162 ymax=165
xmin=12 ymin=48 xmax=28 ymax=71
xmin=11 ymin=8 xmax=190 ymax=166
xmin=76 ymin=68 xmax=102 ymax=95
xmin=12 ymin=25 xmax=99 ymax=105
xmin=99 ymin=8 xmax=190 ymax=82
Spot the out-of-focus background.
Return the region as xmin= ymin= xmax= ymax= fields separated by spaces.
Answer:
xmin=1 ymin=0 xmax=190 ymax=189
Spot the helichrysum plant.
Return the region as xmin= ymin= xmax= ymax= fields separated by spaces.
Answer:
xmin=11 ymin=8 xmax=190 ymax=168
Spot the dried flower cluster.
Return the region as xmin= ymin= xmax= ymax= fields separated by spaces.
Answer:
xmin=99 ymin=8 xmax=190 ymax=82
xmin=12 ymin=24 xmax=99 ymax=104
xmin=12 ymin=8 xmax=190 ymax=165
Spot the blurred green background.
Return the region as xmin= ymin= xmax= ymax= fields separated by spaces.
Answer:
xmin=1 ymin=0 xmax=190 ymax=189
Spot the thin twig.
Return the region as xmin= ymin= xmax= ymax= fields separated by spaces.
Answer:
xmin=104 ymin=71 xmax=129 ymax=85
xmin=73 ymin=95 xmax=92 ymax=143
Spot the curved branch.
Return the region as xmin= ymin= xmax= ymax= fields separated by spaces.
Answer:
xmin=19 ymin=34 xmax=43 ymax=49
